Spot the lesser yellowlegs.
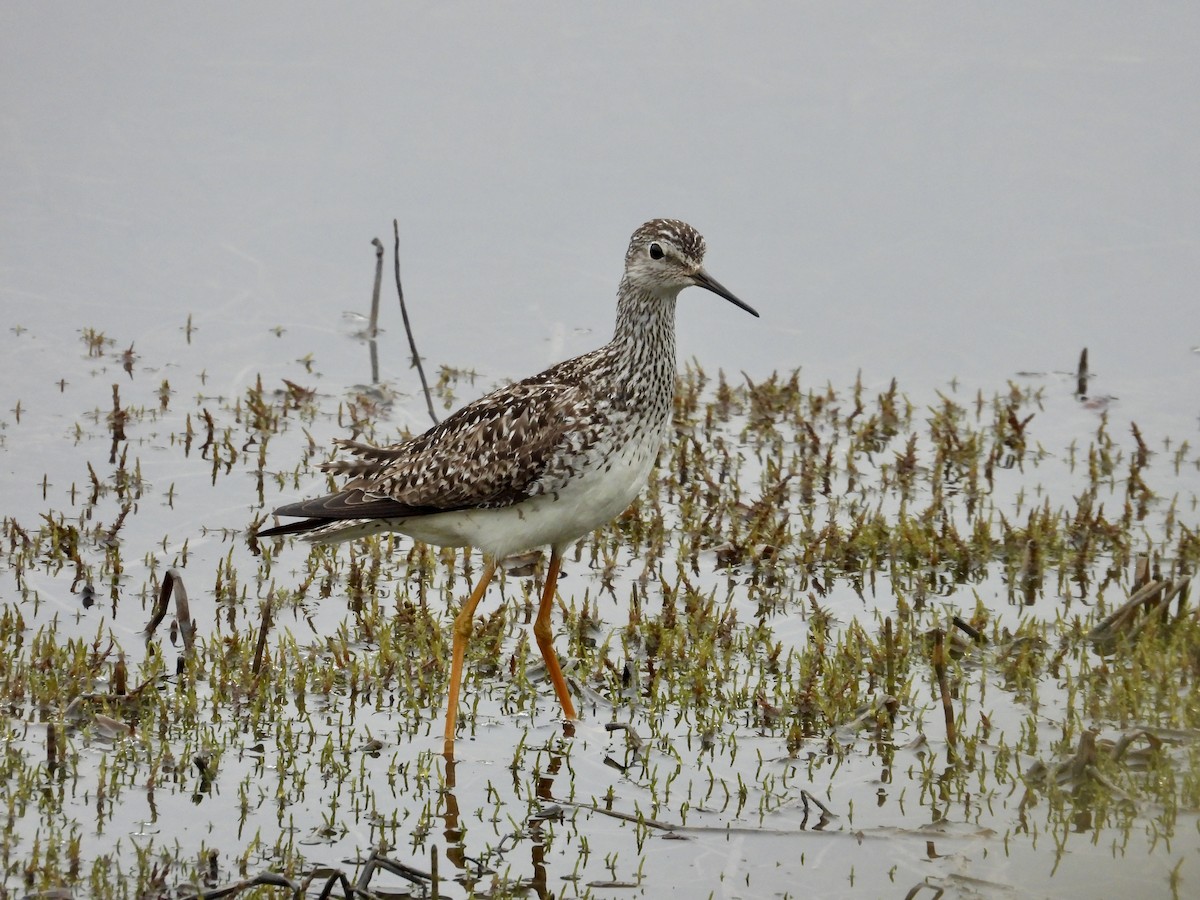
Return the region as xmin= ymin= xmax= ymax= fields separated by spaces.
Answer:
xmin=258 ymin=219 xmax=758 ymax=746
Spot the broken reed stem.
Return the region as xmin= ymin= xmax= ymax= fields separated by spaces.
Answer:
xmin=392 ymin=219 xmax=439 ymax=426
xmin=1087 ymin=577 xmax=1172 ymax=645
xmin=171 ymin=568 xmax=196 ymax=656
xmin=108 ymin=383 xmax=126 ymax=464
xmin=799 ymin=789 xmax=835 ymax=818
xmin=144 ymin=571 xmax=175 ymax=638
xmin=113 ymin=653 xmax=127 ymax=695
xmin=251 ymin=602 xmax=272 ymax=676
xmin=369 ymin=238 xmax=384 ymax=339
xmin=146 ymin=569 xmax=196 ymax=666
xmin=932 ymin=628 xmax=957 ymax=758
xmin=353 ymin=847 xmax=433 ymax=892
xmin=952 ymin=615 xmax=984 ymax=644
xmin=369 ymin=238 xmax=384 ymax=384
xmin=605 ymin=722 xmax=649 ymax=762
xmin=46 ymin=722 xmax=58 ymax=773
xmin=884 ymin=616 xmax=895 ymax=698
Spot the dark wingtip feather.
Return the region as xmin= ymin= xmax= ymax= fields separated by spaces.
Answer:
xmin=256 ymin=517 xmax=329 ymax=539
xmin=271 ymin=490 xmax=424 ymax=521
xmin=256 ymin=489 xmax=453 ymax=541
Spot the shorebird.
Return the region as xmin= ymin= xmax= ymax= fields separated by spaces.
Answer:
xmin=258 ymin=219 xmax=757 ymax=746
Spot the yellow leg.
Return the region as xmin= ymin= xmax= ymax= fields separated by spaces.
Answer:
xmin=534 ymin=548 xmax=578 ymax=721
xmin=444 ymin=559 xmax=498 ymax=748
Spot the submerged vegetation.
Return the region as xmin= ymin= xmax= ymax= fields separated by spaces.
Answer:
xmin=0 ymin=321 xmax=1197 ymax=898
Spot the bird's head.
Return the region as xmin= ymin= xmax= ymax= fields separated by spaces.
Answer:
xmin=623 ymin=218 xmax=758 ymax=317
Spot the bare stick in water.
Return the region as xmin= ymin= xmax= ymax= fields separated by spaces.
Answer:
xmin=393 ymin=219 xmax=439 ymax=425
xmin=369 ymin=238 xmax=384 ymax=383
xmin=369 ymin=238 xmax=384 ymax=339
xmin=932 ymin=628 xmax=957 ymax=758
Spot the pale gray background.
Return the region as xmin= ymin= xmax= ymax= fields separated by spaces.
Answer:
xmin=3 ymin=3 xmax=1197 ymax=412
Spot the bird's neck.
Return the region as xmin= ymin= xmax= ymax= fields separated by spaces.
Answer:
xmin=610 ymin=279 xmax=678 ymax=397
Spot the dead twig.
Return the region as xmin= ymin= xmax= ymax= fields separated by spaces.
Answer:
xmin=368 ymin=238 xmax=384 ymax=339
xmin=604 ymin=721 xmax=650 ymax=772
xmin=144 ymin=572 xmax=174 ymax=638
xmin=108 ymin=383 xmax=127 ymax=464
xmin=1075 ymin=347 xmax=1089 ymax=398
xmin=1087 ymin=576 xmax=1190 ymax=646
xmin=251 ymin=601 xmax=272 ymax=676
xmin=185 ymin=848 xmax=432 ymax=900
xmin=932 ymin=629 xmax=957 ymax=758
xmin=393 ymin=219 xmax=438 ymax=425
xmin=367 ymin=238 xmax=384 ymax=384
xmin=163 ymin=569 xmax=196 ymax=655
xmin=144 ymin=568 xmax=195 ymax=660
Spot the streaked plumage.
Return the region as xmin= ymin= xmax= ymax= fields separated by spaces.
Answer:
xmin=258 ymin=218 xmax=758 ymax=750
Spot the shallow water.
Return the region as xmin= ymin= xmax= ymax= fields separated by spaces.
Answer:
xmin=2 ymin=316 xmax=1198 ymax=898
xmin=3 ymin=4 xmax=1200 ymax=898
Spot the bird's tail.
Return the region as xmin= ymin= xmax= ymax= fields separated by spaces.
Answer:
xmin=256 ymin=518 xmax=393 ymax=545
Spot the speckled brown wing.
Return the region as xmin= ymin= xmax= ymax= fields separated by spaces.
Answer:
xmin=354 ymin=381 xmax=608 ymax=508
xmin=266 ymin=355 xmax=615 ymax=531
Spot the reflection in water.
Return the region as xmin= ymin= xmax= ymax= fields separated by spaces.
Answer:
xmin=440 ymin=758 xmax=466 ymax=880
xmin=439 ymin=741 xmax=567 ymax=897
xmin=528 ymin=749 xmax=564 ymax=900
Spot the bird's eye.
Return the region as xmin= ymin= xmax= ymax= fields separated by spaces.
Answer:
xmin=648 ymin=242 xmax=664 ymax=260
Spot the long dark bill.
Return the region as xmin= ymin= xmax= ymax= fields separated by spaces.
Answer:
xmin=692 ymin=268 xmax=759 ymax=317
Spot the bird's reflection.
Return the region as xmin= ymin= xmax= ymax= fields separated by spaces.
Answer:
xmin=439 ymin=737 xmax=569 ymax=898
